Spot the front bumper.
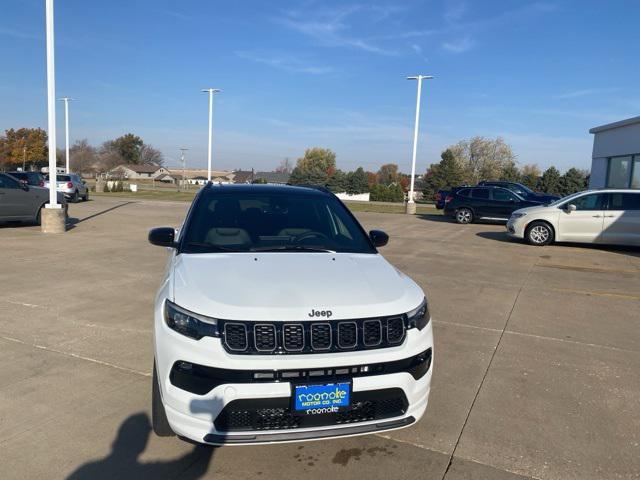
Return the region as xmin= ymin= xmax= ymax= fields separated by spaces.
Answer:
xmin=154 ymin=301 xmax=433 ymax=445
xmin=506 ymin=217 xmax=526 ymax=239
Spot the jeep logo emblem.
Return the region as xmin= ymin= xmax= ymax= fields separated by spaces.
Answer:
xmin=308 ymin=309 xmax=333 ymax=319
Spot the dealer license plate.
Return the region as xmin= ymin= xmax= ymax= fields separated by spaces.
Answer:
xmin=292 ymin=382 xmax=351 ymax=414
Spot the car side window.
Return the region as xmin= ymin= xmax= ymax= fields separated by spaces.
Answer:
xmin=609 ymin=193 xmax=640 ymax=211
xmin=0 ymin=174 xmax=20 ymax=189
xmin=458 ymin=189 xmax=471 ymax=197
xmin=471 ymin=188 xmax=489 ymax=199
xmin=570 ymin=194 xmax=606 ymax=211
xmin=491 ymin=189 xmax=516 ymax=202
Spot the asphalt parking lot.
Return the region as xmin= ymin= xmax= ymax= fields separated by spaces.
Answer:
xmin=1 ymin=196 xmax=639 ymax=480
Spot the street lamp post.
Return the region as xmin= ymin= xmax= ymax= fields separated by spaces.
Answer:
xmin=201 ymin=88 xmax=221 ymax=182
xmin=406 ymin=74 xmax=434 ymax=214
xmin=41 ymin=0 xmax=65 ymax=232
xmin=180 ymin=147 xmax=188 ymax=191
xmin=59 ymin=97 xmax=73 ymax=173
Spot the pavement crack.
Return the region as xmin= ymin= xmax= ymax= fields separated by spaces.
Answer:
xmin=0 ymin=335 xmax=151 ymax=377
xmin=441 ymin=263 xmax=535 ymax=480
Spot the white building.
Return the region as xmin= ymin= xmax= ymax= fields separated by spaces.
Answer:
xmin=589 ymin=116 xmax=640 ymax=189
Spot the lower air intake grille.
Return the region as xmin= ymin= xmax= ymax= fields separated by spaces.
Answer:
xmin=215 ymin=388 xmax=407 ymax=432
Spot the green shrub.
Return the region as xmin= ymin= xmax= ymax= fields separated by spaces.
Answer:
xmin=369 ymin=184 xmax=405 ymax=202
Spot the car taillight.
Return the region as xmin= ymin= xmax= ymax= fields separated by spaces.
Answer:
xmin=66 ymin=182 xmax=73 ymax=188
xmin=39 ymin=181 xmax=45 ymax=187
xmin=435 ymin=193 xmax=442 ymax=201
xmin=445 ymin=195 xmax=453 ymax=203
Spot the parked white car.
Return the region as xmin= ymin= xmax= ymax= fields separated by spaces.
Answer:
xmin=148 ymin=184 xmax=433 ymax=445
xmin=507 ymin=189 xmax=640 ymax=246
xmin=44 ymin=173 xmax=89 ymax=203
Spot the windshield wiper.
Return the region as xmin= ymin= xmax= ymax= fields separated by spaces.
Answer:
xmin=250 ymin=245 xmax=336 ymax=253
xmin=184 ymin=242 xmax=242 ymax=252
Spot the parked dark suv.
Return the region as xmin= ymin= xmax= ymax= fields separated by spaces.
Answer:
xmin=444 ymin=186 xmax=541 ymax=224
xmin=7 ymin=171 xmax=45 ymax=187
xmin=477 ymin=181 xmax=559 ymax=203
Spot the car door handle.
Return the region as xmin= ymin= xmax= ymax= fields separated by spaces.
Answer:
xmin=592 ymin=215 xmax=602 ymax=218
xmin=605 ymin=215 xmax=615 ymax=218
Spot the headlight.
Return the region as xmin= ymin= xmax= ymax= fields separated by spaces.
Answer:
xmin=406 ymin=298 xmax=430 ymax=330
xmin=510 ymin=212 xmax=527 ymax=219
xmin=164 ymin=300 xmax=220 ymax=339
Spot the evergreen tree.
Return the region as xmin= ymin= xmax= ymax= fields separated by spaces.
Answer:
xmin=500 ymin=161 xmax=521 ymax=182
xmin=537 ymin=166 xmax=562 ymax=195
xmin=347 ymin=167 xmax=369 ymax=194
xmin=559 ymin=168 xmax=588 ymax=196
xmin=326 ymin=169 xmax=348 ymax=193
xmin=422 ymin=149 xmax=468 ymax=198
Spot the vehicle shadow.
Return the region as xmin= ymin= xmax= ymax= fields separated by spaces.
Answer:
xmin=476 ymin=231 xmax=640 ymax=256
xmin=475 ymin=231 xmax=518 ymax=244
xmin=417 ymin=214 xmax=451 ymax=223
xmin=65 ymin=412 xmax=215 ymax=480
xmin=67 ymin=201 xmax=136 ymax=229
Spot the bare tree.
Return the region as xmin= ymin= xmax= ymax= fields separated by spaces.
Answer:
xmin=449 ymin=136 xmax=516 ymax=183
xmin=97 ymin=141 xmax=124 ymax=173
xmin=275 ymin=157 xmax=293 ymax=174
xmin=69 ymin=139 xmax=98 ymax=174
xmin=140 ymin=144 xmax=164 ymax=166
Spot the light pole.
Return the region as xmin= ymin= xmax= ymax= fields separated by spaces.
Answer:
xmin=406 ymin=74 xmax=434 ymax=214
xmin=180 ymin=147 xmax=188 ymax=191
xmin=58 ymin=97 xmax=73 ymax=173
xmin=201 ymin=88 xmax=220 ymax=182
xmin=41 ymin=0 xmax=65 ymax=232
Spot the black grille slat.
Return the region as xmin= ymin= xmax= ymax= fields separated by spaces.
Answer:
xmin=337 ymin=322 xmax=357 ymax=349
xmin=254 ymin=324 xmax=276 ymax=351
xmin=220 ymin=316 xmax=408 ymax=355
xmin=311 ymin=323 xmax=332 ymax=350
xmin=283 ymin=324 xmax=304 ymax=351
xmin=386 ymin=317 xmax=405 ymax=344
xmin=224 ymin=323 xmax=248 ymax=351
xmin=363 ymin=320 xmax=382 ymax=346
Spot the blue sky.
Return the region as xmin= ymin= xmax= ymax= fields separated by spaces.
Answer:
xmin=1 ymin=0 xmax=638 ymax=172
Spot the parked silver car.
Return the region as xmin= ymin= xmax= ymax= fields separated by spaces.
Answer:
xmin=44 ymin=173 xmax=89 ymax=203
xmin=0 ymin=173 xmax=67 ymax=225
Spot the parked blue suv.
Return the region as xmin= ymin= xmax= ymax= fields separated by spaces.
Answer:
xmin=477 ymin=181 xmax=559 ymax=203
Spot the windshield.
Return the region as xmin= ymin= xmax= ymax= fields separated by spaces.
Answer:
xmin=181 ymin=191 xmax=376 ymax=254
xmin=516 ymin=183 xmax=534 ymax=195
xmin=547 ymin=191 xmax=586 ymax=207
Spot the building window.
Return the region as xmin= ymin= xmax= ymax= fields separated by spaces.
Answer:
xmin=607 ymin=156 xmax=633 ymax=188
xmin=632 ymin=157 xmax=640 ymax=189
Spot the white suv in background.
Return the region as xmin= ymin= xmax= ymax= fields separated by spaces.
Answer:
xmin=148 ymin=184 xmax=433 ymax=445
xmin=507 ymin=189 xmax=640 ymax=246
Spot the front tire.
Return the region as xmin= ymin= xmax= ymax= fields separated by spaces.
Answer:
xmin=152 ymin=362 xmax=175 ymax=437
xmin=71 ymin=190 xmax=79 ymax=203
xmin=455 ymin=208 xmax=474 ymax=224
xmin=82 ymin=190 xmax=89 ymax=201
xmin=526 ymin=221 xmax=554 ymax=246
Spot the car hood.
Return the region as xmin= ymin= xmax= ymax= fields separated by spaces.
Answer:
xmin=512 ymin=204 xmax=552 ymax=216
xmin=172 ymin=252 xmax=424 ymax=321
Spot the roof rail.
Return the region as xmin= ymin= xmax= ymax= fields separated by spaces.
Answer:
xmin=286 ymin=183 xmax=332 ymax=194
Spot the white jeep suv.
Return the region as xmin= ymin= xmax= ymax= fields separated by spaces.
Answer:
xmin=148 ymin=184 xmax=433 ymax=445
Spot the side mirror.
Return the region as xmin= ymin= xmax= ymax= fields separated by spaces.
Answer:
xmin=149 ymin=227 xmax=177 ymax=248
xmin=565 ymin=204 xmax=577 ymax=213
xmin=20 ymin=181 xmax=29 ymax=191
xmin=369 ymin=229 xmax=389 ymax=248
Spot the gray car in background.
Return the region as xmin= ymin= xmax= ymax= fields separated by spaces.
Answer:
xmin=0 ymin=173 xmax=67 ymax=225
xmin=44 ymin=173 xmax=89 ymax=202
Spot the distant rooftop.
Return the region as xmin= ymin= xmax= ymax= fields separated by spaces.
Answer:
xmin=589 ymin=116 xmax=640 ymax=134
